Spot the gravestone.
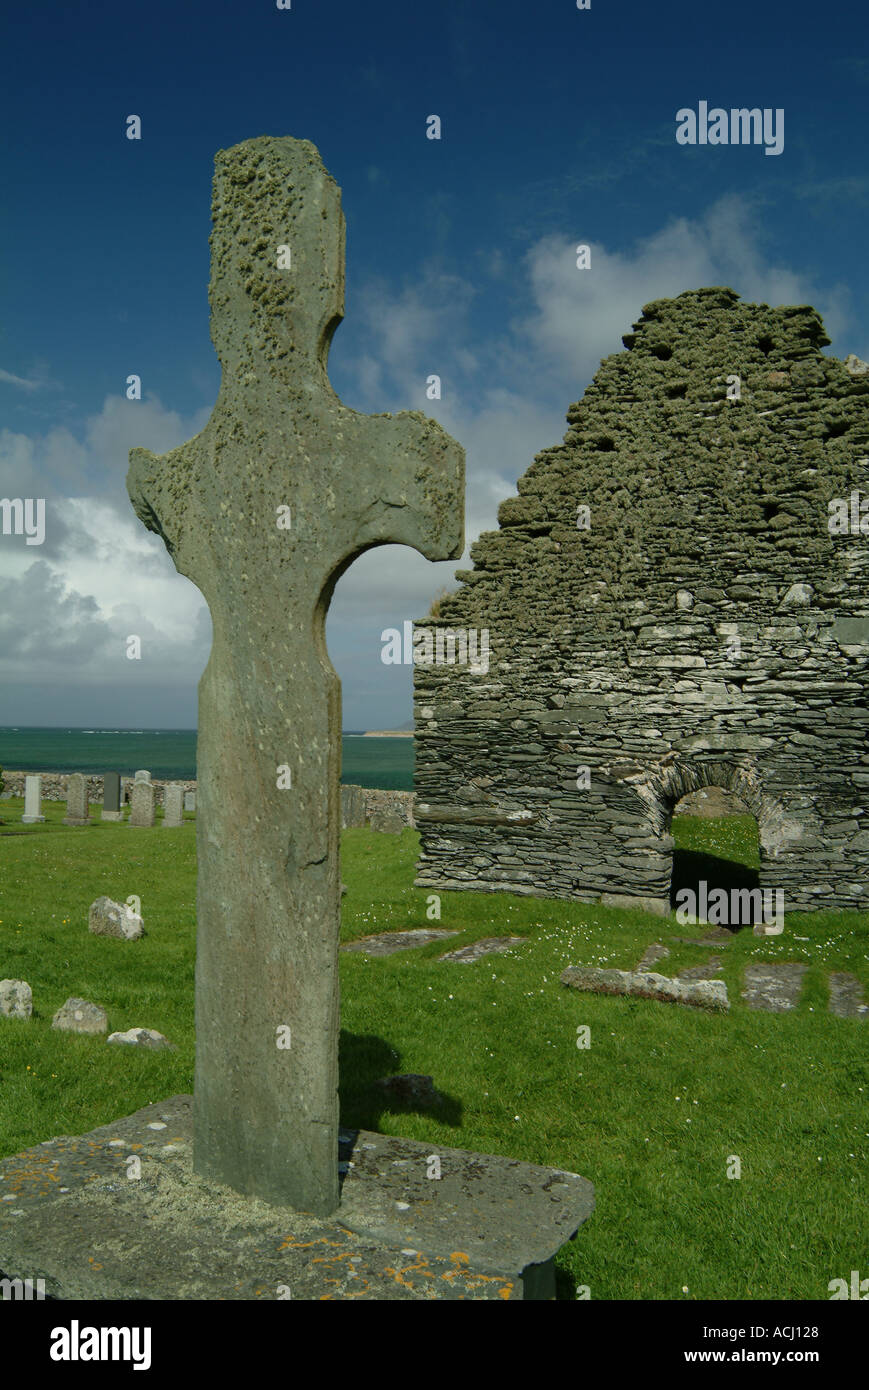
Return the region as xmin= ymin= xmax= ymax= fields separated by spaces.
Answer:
xmin=134 ymin=769 xmax=151 ymax=783
xmin=163 ymin=784 xmax=184 ymax=827
xmin=340 ymin=783 xmax=367 ymax=828
xmin=63 ymin=772 xmax=90 ymax=826
xmin=129 ymin=780 xmax=155 ymax=828
xmin=21 ymin=775 xmax=44 ymax=824
xmin=102 ymin=771 xmax=123 ymax=821
xmin=184 ymin=791 xmax=196 ymax=812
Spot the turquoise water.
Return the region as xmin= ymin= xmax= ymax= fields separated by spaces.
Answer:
xmin=0 ymin=728 xmax=414 ymax=791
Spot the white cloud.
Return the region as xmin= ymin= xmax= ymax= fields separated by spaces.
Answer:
xmin=0 ymin=368 xmax=42 ymax=391
xmin=518 ymin=196 xmax=850 ymax=397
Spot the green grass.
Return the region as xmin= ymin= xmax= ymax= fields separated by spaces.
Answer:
xmin=1 ymin=799 xmax=867 ymax=1300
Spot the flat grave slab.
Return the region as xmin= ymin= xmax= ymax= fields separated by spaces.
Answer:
xmin=438 ymin=936 xmax=526 ymax=963
xmin=828 ymin=971 xmax=868 ymax=1020
xmin=341 ymin=929 xmax=459 ymax=956
xmin=741 ymin=962 xmax=807 ymax=1012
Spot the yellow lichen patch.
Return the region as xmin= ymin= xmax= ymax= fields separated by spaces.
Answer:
xmin=277 ymin=1233 xmax=343 ymax=1254
xmin=385 ymin=1255 xmax=436 ymax=1292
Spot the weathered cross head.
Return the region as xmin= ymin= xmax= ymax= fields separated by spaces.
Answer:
xmin=127 ymin=136 xmax=464 ymax=1216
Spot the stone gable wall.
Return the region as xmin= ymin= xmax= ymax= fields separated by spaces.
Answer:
xmin=413 ymin=289 xmax=869 ymax=912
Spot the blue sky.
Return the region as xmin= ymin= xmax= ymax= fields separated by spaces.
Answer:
xmin=1 ymin=0 xmax=867 ymax=727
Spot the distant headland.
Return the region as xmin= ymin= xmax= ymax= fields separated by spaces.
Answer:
xmin=362 ymin=730 xmax=414 ymax=738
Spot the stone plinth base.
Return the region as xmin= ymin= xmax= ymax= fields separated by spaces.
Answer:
xmin=101 ymin=810 xmax=123 ymax=822
xmin=20 ymin=815 xmax=44 ymax=824
xmin=0 ymin=1096 xmax=594 ymax=1301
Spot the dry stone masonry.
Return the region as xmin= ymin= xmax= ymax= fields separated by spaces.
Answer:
xmin=415 ymin=289 xmax=869 ymax=914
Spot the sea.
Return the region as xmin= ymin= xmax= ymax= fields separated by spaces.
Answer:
xmin=0 ymin=728 xmax=415 ymax=792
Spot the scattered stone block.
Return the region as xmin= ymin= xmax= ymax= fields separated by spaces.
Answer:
xmin=561 ymin=965 xmax=729 ymax=1012
xmin=88 ymin=896 xmax=144 ymax=941
xmin=439 ymin=936 xmax=526 ymax=963
xmin=107 ymin=1028 xmax=173 ymax=1049
xmin=51 ymin=998 xmax=108 ymax=1035
xmin=342 ymin=928 xmax=460 ymax=956
xmin=0 ymin=980 xmax=32 ymax=1020
xmin=741 ymin=963 xmax=807 ymax=1013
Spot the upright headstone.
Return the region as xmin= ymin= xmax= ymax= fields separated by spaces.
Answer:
xmin=129 ymin=780 xmax=155 ymax=828
xmin=163 ymin=784 xmax=183 ymax=827
xmin=184 ymin=791 xmax=196 ymax=813
xmin=21 ymin=775 xmax=45 ymax=824
xmin=134 ymin=769 xmax=151 ymax=783
xmin=63 ymin=772 xmax=90 ymax=826
xmin=102 ymin=771 xmax=123 ymax=821
xmin=127 ymin=135 xmax=464 ymax=1216
xmin=341 ymin=783 xmax=367 ymax=829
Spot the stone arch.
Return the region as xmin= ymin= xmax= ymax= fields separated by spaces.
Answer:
xmin=621 ymin=755 xmax=790 ymax=860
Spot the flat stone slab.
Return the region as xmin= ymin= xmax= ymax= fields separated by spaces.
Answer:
xmin=342 ymin=929 xmax=460 ymax=957
xmin=439 ymin=936 xmax=526 ymax=963
xmin=0 ymin=1097 xmax=593 ymax=1301
xmin=636 ymin=943 xmax=670 ymax=972
xmin=741 ymin=963 xmax=807 ymax=1013
xmin=561 ymin=965 xmax=728 ymax=1012
xmin=828 ymin=972 xmax=869 ymax=1020
xmin=678 ymin=955 xmax=723 ymax=982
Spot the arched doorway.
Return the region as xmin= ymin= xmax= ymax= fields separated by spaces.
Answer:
xmin=625 ymin=757 xmax=788 ymax=929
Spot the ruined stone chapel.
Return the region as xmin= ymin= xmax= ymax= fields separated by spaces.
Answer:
xmin=413 ymin=288 xmax=869 ymax=914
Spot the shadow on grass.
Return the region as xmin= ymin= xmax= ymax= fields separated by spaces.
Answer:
xmin=338 ymin=1029 xmax=463 ymax=1134
xmin=670 ymin=848 xmax=762 ymax=925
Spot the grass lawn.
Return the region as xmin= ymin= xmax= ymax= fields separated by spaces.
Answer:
xmin=1 ymin=797 xmax=867 ymax=1300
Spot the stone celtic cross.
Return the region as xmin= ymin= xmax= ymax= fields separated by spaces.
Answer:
xmin=127 ymin=136 xmax=464 ymax=1216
